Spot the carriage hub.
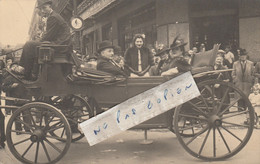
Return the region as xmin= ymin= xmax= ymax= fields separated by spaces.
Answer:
xmin=208 ymin=115 xmax=222 ymax=127
xmin=30 ymin=129 xmax=45 ymax=142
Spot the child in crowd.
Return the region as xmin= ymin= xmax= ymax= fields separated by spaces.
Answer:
xmin=248 ymin=80 xmax=260 ymax=128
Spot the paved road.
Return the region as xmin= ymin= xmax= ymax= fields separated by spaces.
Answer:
xmin=1 ymin=128 xmax=260 ymax=164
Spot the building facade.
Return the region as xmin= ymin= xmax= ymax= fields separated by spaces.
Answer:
xmin=76 ymin=0 xmax=260 ymax=62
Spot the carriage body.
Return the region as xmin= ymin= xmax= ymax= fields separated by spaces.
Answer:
xmin=3 ymin=44 xmax=255 ymax=164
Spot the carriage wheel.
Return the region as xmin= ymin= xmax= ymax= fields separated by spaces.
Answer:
xmin=6 ymin=102 xmax=71 ymax=164
xmin=50 ymin=95 xmax=93 ymax=142
xmin=174 ymin=80 xmax=254 ymax=160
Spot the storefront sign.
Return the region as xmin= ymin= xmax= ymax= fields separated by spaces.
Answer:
xmin=80 ymin=72 xmax=200 ymax=146
xmin=79 ymin=0 xmax=117 ymax=20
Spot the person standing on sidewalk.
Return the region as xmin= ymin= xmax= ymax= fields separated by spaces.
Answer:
xmin=232 ymin=49 xmax=255 ymax=111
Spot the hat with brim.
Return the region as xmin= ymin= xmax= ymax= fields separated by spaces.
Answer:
xmin=155 ymin=47 xmax=170 ymax=56
xmin=97 ymin=40 xmax=115 ymax=53
xmin=170 ymin=42 xmax=187 ymax=50
xmin=37 ymin=0 xmax=52 ymax=8
xmin=170 ymin=35 xmax=187 ymax=50
xmin=239 ymin=49 xmax=248 ymax=56
xmin=218 ymin=49 xmax=225 ymax=54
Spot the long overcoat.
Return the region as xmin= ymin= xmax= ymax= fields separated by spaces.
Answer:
xmin=232 ymin=60 xmax=255 ymax=97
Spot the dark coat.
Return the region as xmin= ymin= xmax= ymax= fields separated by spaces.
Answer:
xmin=232 ymin=60 xmax=255 ymax=96
xmin=41 ymin=11 xmax=71 ymax=45
xmin=124 ymin=46 xmax=154 ymax=72
xmin=97 ymin=57 xmax=127 ymax=76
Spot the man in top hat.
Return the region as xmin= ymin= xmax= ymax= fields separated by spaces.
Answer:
xmin=17 ymin=0 xmax=71 ymax=80
xmin=96 ymin=41 xmax=126 ymax=76
xmin=232 ymin=49 xmax=255 ymax=111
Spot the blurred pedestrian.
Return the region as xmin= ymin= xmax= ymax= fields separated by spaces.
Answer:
xmin=217 ymin=49 xmax=231 ymax=69
xmin=213 ymin=55 xmax=231 ymax=111
xmin=232 ymin=49 xmax=255 ymax=111
xmin=224 ymin=45 xmax=235 ymax=69
xmin=199 ymin=43 xmax=206 ymax=52
xmin=255 ymin=61 xmax=260 ymax=83
xmin=192 ymin=47 xmax=198 ymax=54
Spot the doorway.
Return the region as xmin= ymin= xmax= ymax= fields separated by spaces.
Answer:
xmin=191 ymin=15 xmax=239 ymax=51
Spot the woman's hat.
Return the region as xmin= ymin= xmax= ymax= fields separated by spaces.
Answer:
xmin=170 ymin=35 xmax=187 ymax=50
xmin=97 ymin=40 xmax=115 ymax=53
xmin=155 ymin=46 xmax=170 ymax=56
xmin=37 ymin=0 xmax=52 ymax=8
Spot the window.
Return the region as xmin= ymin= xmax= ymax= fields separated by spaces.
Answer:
xmin=102 ymin=23 xmax=112 ymax=41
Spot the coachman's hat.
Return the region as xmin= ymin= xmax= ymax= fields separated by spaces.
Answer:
xmin=37 ymin=0 xmax=52 ymax=8
xmin=170 ymin=35 xmax=187 ymax=50
xmin=97 ymin=40 xmax=115 ymax=53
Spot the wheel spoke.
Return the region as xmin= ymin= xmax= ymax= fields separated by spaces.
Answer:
xmin=187 ymin=101 xmax=208 ymax=117
xmin=35 ymin=142 xmax=40 ymax=163
xmin=217 ymin=127 xmax=231 ymax=153
xmin=44 ymin=138 xmax=62 ymax=153
xmin=45 ymin=114 xmax=55 ymax=127
xmin=220 ymin=126 xmax=243 ymax=142
xmin=198 ymin=127 xmax=211 ymax=155
xmin=178 ymin=113 xmax=207 ymax=120
xmin=210 ymin=85 xmax=216 ymax=111
xmin=39 ymin=110 xmax=44 ymax=127
xmin=219 ymin=97 xmax=241 ymax=116
xmin=11 ymin=130 xmax=32 ymax=135
xmin=28 ymin=109 xmax=36 ymax=127
xmin=178 ymin=122 xmax=207 ymax=131
xmin=47 ymin=125 xmax=64 ymax=133
xmin=216 ymin=87 xmax=230 ymax=114
xmin=61 ymin=128 xmax=65 ymax=138
xmin=185 ymin=126 xmax=209 ymax=146
xmin=45 ymin=134 xmax=67 ymax=142
xmin=13 ymin=137 xmax=30 ymax=146
xmin=15 ymin=118 xmax=34 ymax=131
xmin=221 ymin=110 xmax=248 ymax=119
xmin=22 ymin=142 xmax=34 ymax=157
xmin=41 ymin=141 xmax=51 ymax=162
xmin=213 ymin=127 xmax=216 ymax=157
xmin=195 ymin=96 xmax=209 ymax=112
xmin=222 ymin=120 xmax=250 ymax=128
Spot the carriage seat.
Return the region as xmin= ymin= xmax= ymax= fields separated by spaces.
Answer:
xmin=190 ymin=44 xmax=220 ymax=75
xmin=67 ymin=51 xmax=126 ymax=85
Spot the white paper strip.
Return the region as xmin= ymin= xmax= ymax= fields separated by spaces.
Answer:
xmin=80 ymin=72 xmax=200 ymax=146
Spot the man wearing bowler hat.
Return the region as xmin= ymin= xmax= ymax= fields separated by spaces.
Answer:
xmin=96 ymin=40 xmax=127 ymax=76
xmin=16 ymin=0 xmax=71 ymax=80
xmin=232 ymin=49 xmax=255 ymax=112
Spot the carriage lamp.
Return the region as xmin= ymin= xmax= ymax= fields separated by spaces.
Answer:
xmin=38 ymin=47 xmax=54 ymax=64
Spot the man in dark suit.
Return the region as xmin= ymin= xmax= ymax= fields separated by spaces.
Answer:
xmin=18 ymin=0 xmax=71 ymax=80
xmin=97 ymin=41 xmax=126 ymax=76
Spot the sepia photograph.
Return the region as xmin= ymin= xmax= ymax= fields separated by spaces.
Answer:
xmin=0 ymin=0 xmax=260 ymax=163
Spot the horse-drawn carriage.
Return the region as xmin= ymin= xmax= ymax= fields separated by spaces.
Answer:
xmin=1 ymin=44 xmax=255 ymax=164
